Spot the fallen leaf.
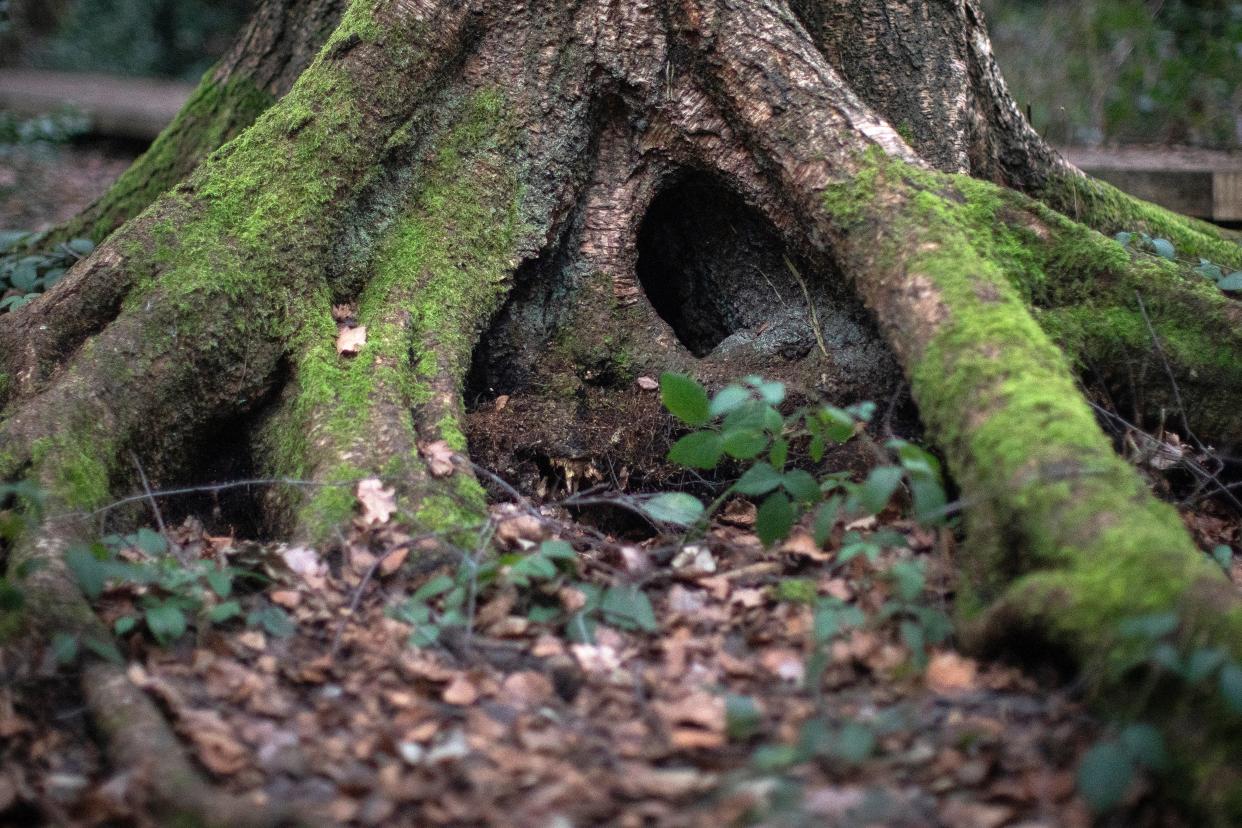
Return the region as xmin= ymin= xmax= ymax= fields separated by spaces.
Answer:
xmin=926 ymin=651 xmax=979 ymax=694
xmin=494 ymin=394 xmax=510 ymax=411
xmin=636 ymin=376 xmax=659 ymax=391
xmin=336 ymin=324 xmax=367 ymax=356
xmin=357 ymin=479 xmax=397 ymax=525
xmin=420 ymin=440 xmax=456 ymax=478
xmin=442 ymin=675 xmax=480 ymax=706
xmin=269 ymin=589 xmax=301 ymax=608
xmin=495 ymin=514 xmax=545 ymax=548
xmin=782 ymin=530 xmax=830 ymax=561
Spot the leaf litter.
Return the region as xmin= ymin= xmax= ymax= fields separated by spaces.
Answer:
xmin=2 ymin=482 xmax=1227 ymax=826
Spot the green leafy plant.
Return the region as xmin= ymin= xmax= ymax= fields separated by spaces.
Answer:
xmin=0 ymin=232 xmax=94 ymax=312
xmin=64 ymin=528 xmax=288 ymax=649
xmin=651 ymin=372 xmax=948 ymax=544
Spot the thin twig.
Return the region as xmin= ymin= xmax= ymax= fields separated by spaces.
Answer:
xmin=129 ymin=450 xmax=187 ymax=565
xmin=784 ymin=256 xmax=831 ymax=360
xmin=1134 ymin=291 xmax=1205 ymax=453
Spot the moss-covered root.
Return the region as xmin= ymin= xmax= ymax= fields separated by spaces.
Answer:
xmin=1041 ymin=172 xmax=1242 ymax=271
xmin=824 ymin=161 xmax=1242 ymax=821
xmin=259 ymin=88 xmax=525 ymax=543
xmin=8 ymin=512 xmax=302 ymax=827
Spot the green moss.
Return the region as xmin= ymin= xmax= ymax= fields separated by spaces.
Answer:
xmin=1043 ymin=173 xmax=1242 ymax=271
xmin=30 ymin=432 xmax=111 ymax=509
xmin=262 ymin=87 xmax=522 ymax=539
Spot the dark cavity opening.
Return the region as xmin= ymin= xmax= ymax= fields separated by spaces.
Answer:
xmin=636 ymin=174 xmax=810 ymax=357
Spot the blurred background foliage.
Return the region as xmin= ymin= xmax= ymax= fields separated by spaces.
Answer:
xmin=0 ymin=0 xmax=253 ymax=82
xmin=983 ymin=0 xmax=1242 ymax=148
xmin=0 ymin=0 xmax=1239 ymax=147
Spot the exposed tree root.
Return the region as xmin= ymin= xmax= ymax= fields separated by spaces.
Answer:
xmin=2 ymin=0 xmax=1241 ymax=822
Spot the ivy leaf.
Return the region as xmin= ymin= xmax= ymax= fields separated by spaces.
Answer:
xmin=600 ymin=585 xmax=658 ymax=632
xmin=756 ymin=491 xmax=795 ymax=546
xmin=145 ymin=603 xmax=187 ymax=645
xmin=539 ymin=540 xmax=577 ymax=561
xmin=1118 ymin=612 xmax=1178 ymax=640
xmin=1195 ymin=260 xmax=1224 ymax=281
xmin=1219 ymin=663 xmax=1242 ymax=714
xmin=413 ymin=574 xmax=455 ymax=602
xmin=830 ymin=722 xmax=875 ymax=764
xmin=660 ymin=373 xmax=710 ymax=426
xmin=668 ymin=431 xmax=724 ymax=469
xmin=66 ymin=238 xmax=95 ymax=257
xmin=1150 ymin=238 xmax=1176 ymax=260
xmin=734 ymin=462 xmax=782 ymax=496
xmin=1218 ymin=272 xmax=1242 ymax=292
xmin=10 ymin=261 xmax=37 ymax=292
xmin=1119 ymin=723 xmax=1168 ymax=772
xmin=857 ymin=466 xmax=903 ymax=515
xmin=205 ymin=568 xmax=232 ymax=599
xmin=812 ymin=498 xmax=840 ymax=547
xmin=248 ymin=605 xmax=295 ymax=637
xmin=641 ymin=492 xmax=704 ymax=527
xmin=1077 ymin=741 xmax=1135 ymax=813
xmin=133 ymin=527 xmax=168 ymax=556
xmin=208 ymin=600 xmax=242 ymax=623
xmin=725 ymin=695 xmax=763 ymax=741
xmin=66 ymin=545 xmax=107 ymax=600
xmin=51 ymin=632 xmax=79 ymax=665
xmin=1185 ymin=647 xmax=1226 ymax=683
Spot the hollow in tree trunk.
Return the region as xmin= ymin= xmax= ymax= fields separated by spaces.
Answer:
xmin=2 ymin=0 xmax=1242 ymax=823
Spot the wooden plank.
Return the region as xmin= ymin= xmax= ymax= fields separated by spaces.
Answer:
xmin=0 ymin=69 xmax=193 ymax=141
xmin=1060 ymin=145 xmax=1242 ymax=224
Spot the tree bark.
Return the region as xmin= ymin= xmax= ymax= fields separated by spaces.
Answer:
xmin=3 ymin=0 xmax=1242 ymax=822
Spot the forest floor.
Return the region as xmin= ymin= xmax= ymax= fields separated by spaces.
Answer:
xmin=1 ymin=145 xmax=1239 ymax=827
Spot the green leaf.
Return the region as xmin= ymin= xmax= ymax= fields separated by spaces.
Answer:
xmin=114 ymin=615 xmax=137 ymax=635
xmin=726 ymin=695 xmax=763 ymax=741
xmin=0 ymin=230 xmax=29 ymax=251
xmin=66 ymin=238 xmax=95 ymax=256
xmin=1114 ymin=231 xmax=1134 ymax=246
xmin=1219 ymin=273 xmax=1242 ymax=291
xmin=66 ymin=545 xmax=107 ymax=600
xmin=660 ymin=373 xmax=710 ymax=426
xmin=145 ymin=603 xmax=187 ymax=645
xmin=751 ymin=379 xmax=785 ymax=405
xmin=134 ymin=527 xmax=168 ymax=556
xmin=248 ymin=605 xmax=295 ymax=637
xmin=1077 ymin=741 xmax=1135 ymax=813
xmin=734 ymin=462 xmax=782 ymax=496
xmin=818 ymin=406 xmax=857 ymax=443
xmin=1150 ymin=238 xmax=1176 ymax=260
xmin=51 ymin=632 xmax=79 ymax=665
xmin=41 ymin=267 xmax=66 ymax=287
xmin=9 ymin=262 xmax=37 ymax=292
xmin=776 ymin=578 xmax=817 ymax=604
xmin=769 ymin=437 xmax=789 ymax=470
xmin=641 ymin=492 xmax=704 ymax=527
xmin=900 ymin=620 xmax=926 ymax=663
xmin=889 ymin=560 xmax=925 ymax=602
xmin=205 ymin=568 xmax=232 ymax=599
xmin=909 ymin=477 xmax=947 ymax=524
xmin=208 ymin=600 xmax=242 ymax=623
xmin=600 ymin=585 xmax=658 ymax=632
xmin=831 ymin=722 xmax=875 ymax=764
xmin=1219 ymin=663 xmax=1242 ymax=714
xmin=812 ymin=498 xmax=840 ymax=547
xmin=1185 ymin=647 xmax=1226 ymax=683
xmin=858 ymin=466 xmax=903 ymax=515
xmin=721 ymin=428 xmax=768 ymax=460
xmin=709 ymin=385 xmax=751 ymax=417
xmin=668 ymin=431 xmax=724 ymax=469
xmin=756 ymin=491 xmax=795 ymax=546
xmin=1118 ymin=612 xmax=1178 ymax=640
xmin=539 ymin=540 xmax=577 ymax=561
xmin=82 ymin=636 xmax=123 ymax=664
xmin=1119 ymin=724 xmax=1168 ymax=772
xmin=413 ymin=574 xmax=455 ymax=602
xmin=1212 ymin=544 xmax=1233 ymax=570
xmin=1195 ymin=260 xmax=1224 ymax=281
xmin=781 ymin=469 xmax=820 ymax=504
xmin=508 ymin=552 xmax=559 ymax=586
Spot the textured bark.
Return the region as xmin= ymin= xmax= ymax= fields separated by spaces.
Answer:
xmin=3 ymin=0 xmax=1242 ymax=821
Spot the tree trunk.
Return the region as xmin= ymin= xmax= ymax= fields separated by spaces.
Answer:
xmin=3 ymin=0 xmax=1242 ymax=822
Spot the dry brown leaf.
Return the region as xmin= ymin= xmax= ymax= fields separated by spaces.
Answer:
xmin=636 ymin=376 xmax=659 ymax=391
xmin=781 ymin=530 xmax=830 ymax=561
xmin=925 ymin=650 xmax=979 ymax=695
xmin=420 ymin=440 xmax=456 ymax=478
xmin=179 ymin=710 xmax=248 ymax=776
xmin=759 ymin=648 xmax=805 ymax=683
xmin=495 ymin=514 xmax=545 ymax=548
xmin=500 ymin=672 xmax=554 ymax=708
xmin=269 ymin=589 xmax=301 ymax=608
xmin=442 ymin=675 xmax=480 ymax=706
xmin=356 ymin=478 xmax=397 ymax=525
xmin=379 ymin=546 xmax=409 ymax=576
xmin=336 ymin=324 xmax=367 ymax=356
